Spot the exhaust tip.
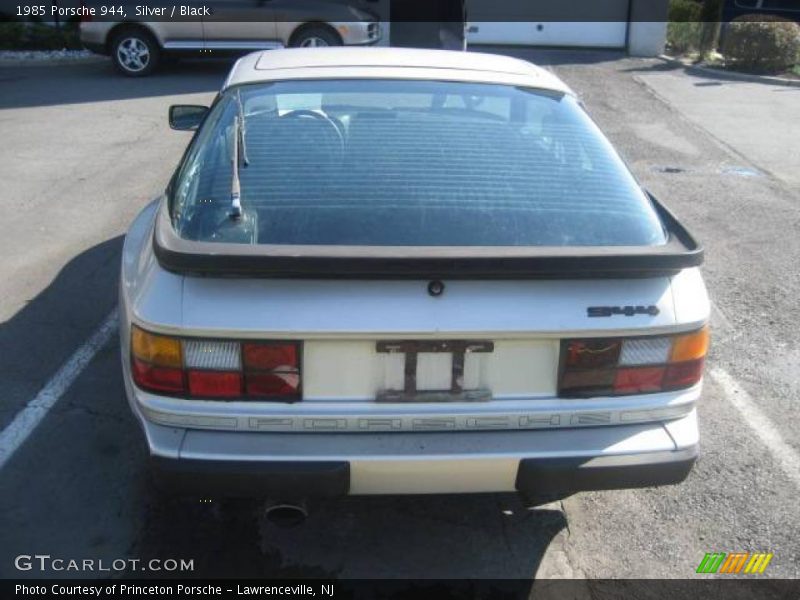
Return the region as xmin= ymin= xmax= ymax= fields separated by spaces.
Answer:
xmin=264 ymin=503 xmax=308 ymax=528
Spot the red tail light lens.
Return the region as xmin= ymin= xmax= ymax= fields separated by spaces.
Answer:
xmin=613 ymin=366 xmax=665 ymax=394
xmin=560 ymin=369 xmax=615 ymax=396
xmin=560 ymin=327 xmax=708 ymax=397
xmin=246 ymin=373 xmax=300 ymax=397
xmin=131 ymin=358 xmax=185 ymax=394
xmin=130 ymin=326 xmax=301 ymax=401
xmin=187 ymin=371 xmax=242 ymax=398
xmin=663 ymin=358 xmax=705 ymax=390
xmin=243 ymin=342 xmax=301 ymax=400
xmin=565 ymin=339 xmax=621 ymax=369
xmin=243 ymin=343 xmax=298 ymax=370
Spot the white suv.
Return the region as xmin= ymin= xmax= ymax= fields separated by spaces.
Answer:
xmin=80 ymin=0 xmax=381 ymax=76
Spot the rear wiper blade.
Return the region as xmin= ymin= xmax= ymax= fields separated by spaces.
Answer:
xmin=235 ymin=88 xmax=249 ymax=167
xmin=229 ymin=91 xmax=249 ymax=220
xmin=229 ymin=112 xmax=243 ymax=220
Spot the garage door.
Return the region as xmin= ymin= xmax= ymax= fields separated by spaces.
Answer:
xmin=464 ymin=0 xmax=629 ymax=48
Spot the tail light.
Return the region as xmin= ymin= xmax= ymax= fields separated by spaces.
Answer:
xmin=130 ymin=325 xmax=301 ymax=401
xmin=559 ymin=327 xmax=709 ymax=398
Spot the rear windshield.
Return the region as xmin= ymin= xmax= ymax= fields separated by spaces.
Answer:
xmin=171 ymin=79 xmax=666 ymax=247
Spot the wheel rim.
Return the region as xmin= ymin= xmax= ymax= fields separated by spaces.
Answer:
xmin=299 ymin=36 xmax=329 ymax=48
xmin=116 ymin=37 xmax=150 ymax=72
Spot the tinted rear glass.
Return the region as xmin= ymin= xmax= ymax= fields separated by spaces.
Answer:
xmin=172 ymin=80 xmax=666 ymax=247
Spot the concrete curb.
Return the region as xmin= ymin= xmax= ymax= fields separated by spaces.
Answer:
xmin=658 ymin=54 xmax=800 ymax=88
xmin=0 ymin=55 xmax=106 ymax=68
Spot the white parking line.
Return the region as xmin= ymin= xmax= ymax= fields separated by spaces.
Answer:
xmin=710 ymin=367 xmax=800 ymax=488
xmin=0 ymin=308 xmax=118 ymax=470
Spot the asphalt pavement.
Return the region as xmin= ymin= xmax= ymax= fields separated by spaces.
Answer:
xmin=0 ymin=51 xmax=798 ymax=583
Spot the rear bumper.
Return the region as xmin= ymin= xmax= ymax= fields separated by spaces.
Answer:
xmin=516 ymin=447 xmax=696 ymax=496
xmin=334 ymin=21 xmax=382 ymax=46
xmin=152 ymin=457 xmax=350 ymax=497
xmin=151 ymin=446 xmax=697 ymax=498
xmin=144 ymin=410 xmax=699 ymax=497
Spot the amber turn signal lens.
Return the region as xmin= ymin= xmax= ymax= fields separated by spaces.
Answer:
xmin=670 ymin=327 xmax=710 ymax=363
xmin=131 ymin=325 xmax=182 ymax=368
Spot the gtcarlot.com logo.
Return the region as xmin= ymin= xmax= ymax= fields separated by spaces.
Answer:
xmin=696 ymin=552 xmax=773 ymax=574
xmin=14 ymin=554 xmax=194 ymax=573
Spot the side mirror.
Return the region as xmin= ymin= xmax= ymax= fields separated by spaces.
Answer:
xmin=169 ymin=105 xmax=208 ymax=131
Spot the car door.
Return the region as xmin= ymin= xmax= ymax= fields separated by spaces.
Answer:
xmin=154 ymin=22 xmax=206 ymax=50
xmin=202 ymin=0 xmax=279 ymax=50
xmin=131 ymin=0 xmax=205 ymax=50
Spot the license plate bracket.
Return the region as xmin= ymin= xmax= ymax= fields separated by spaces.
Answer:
xmin=376 ymin=340 xmax=494 ymax=402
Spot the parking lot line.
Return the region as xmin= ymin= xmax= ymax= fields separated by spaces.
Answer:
xmin=0 ymin=308 xmax=118 ymax=470
xmin=710 ymin=367 xmax=800 ymax=489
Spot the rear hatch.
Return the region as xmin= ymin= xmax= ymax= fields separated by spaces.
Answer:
xmin=133 ymin=76 xmax=709 ymax=432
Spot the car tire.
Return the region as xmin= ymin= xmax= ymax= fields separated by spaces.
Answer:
xmin=111 ymin=28 xmax=160 ymax=77
xmin=290 ymin=26 xmax=342 ymax=48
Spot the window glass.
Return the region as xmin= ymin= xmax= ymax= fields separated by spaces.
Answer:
xmin=172 ymin=80 xmax=667 ymax=247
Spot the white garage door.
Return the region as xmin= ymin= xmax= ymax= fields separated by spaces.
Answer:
xmin=466 ymin=21 xmax=628 ymax=48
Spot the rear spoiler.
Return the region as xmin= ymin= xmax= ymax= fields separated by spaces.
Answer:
xmin=153 ymin=194 xmax=703 ymax=280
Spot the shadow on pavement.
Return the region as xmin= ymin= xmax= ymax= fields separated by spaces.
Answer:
xmin=619 ymin=60 xmax=683 ymax=74
xmin=133 ymin=492 xmax=566 ymax=580
xmin=0 ymin=238 xmax=566 ymax=582
xmin=473 ymin=46 xmax=625 ymax=67
xmin=0 ymin=236 xmax=123 ymax=431
xmin=621 ymin=59 xmax=800 ymax=90
xmin=0 ymin=235 xmax=149 ymax=580
xmin=0 ymin=58 xmax=232 ymax=110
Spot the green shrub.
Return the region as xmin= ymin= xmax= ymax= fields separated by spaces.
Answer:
xmin=722 ymin=15 xmax=800 ymax=73
xmin=0 ymin=22 xmax=27 ymax=49
xmin=667 ymin=22 xmax=705 ymax=54
xmin=0 ymin=21 xmax=82 ymax=50
xmin=667 ymin=0 xmax=704 ymax=54
xmin=669 ymin=0 xmax=703 ymax=22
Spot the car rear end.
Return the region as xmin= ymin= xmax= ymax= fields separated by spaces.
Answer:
xmin=120 ymin=50 xmax=709 ymax=500
xmin=120 ymin=270 xmax=706 ymax=498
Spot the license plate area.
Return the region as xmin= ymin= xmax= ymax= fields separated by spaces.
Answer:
xmin=376 ymin=340 xmax=494 ymax=402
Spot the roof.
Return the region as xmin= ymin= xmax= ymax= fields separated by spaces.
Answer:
xmin=222 ymin=47 xmax=574 ymax=95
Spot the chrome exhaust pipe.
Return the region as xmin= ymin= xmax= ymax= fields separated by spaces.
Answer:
xmin=263 ymin=501 xmax=308 ymax=528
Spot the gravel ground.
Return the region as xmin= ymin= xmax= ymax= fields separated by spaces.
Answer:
xmin=0 ymin=49 xmax=96 ymax=62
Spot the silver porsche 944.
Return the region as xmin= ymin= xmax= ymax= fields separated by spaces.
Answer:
xmin=120 ymin=48 xmax=709 ymax=501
